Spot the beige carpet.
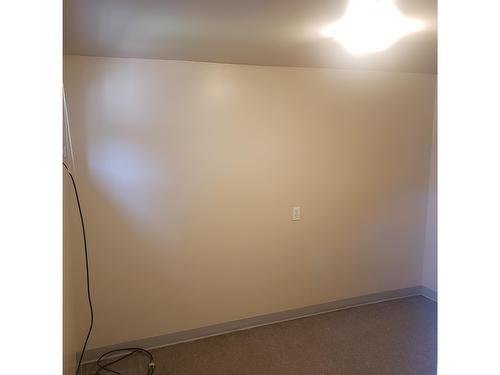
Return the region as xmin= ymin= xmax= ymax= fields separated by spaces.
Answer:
xmin=82 ymin=295 xmax=437 ymax=375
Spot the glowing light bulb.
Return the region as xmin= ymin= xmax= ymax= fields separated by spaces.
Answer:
xmin=322 ymin=0 xmax=424 ymax=55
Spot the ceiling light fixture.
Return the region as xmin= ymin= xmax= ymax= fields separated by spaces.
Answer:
xmin=322 ymin=0 xmax=424 ymax=55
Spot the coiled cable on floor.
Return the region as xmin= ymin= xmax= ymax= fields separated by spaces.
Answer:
xmin=93 ymin=348 xmax=155 ymax=375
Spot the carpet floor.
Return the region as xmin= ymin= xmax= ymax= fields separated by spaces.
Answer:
xmin=82 ymin=295 xmax=437 ymax=375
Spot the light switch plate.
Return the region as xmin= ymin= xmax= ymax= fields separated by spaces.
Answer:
xmin=292 ymin=206 xmax=301 ymax=221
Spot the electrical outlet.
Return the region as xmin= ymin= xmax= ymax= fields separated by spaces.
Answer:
xmin=292 ymin=206 xmax=301 ymax=221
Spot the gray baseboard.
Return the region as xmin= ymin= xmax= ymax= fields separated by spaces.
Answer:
xmin=420 ymin=286 xmax=437 ymax=301
xmin=79 ymin=286 xmax=432 ymax=365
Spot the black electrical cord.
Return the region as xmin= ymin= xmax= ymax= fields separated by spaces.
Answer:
xmin=64 ymin=162 xmax=94 ymax=375
xmin=64 ymin=162 xmax=155 ymax=375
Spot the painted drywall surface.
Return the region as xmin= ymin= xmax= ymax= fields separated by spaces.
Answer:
xmin=422 ymin=100 xmax=437 ymax=292
xmin=63 ymin=56 xmax=436 ymax=349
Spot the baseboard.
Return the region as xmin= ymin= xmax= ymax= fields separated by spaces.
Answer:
xmin=78 ymin=286 xmax=434 ymax=364
xmin=420 ymin=286 xmax=437 ymax=302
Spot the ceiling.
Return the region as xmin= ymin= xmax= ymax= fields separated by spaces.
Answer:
xmin=64 ymin=0 xmax=437 ymax=74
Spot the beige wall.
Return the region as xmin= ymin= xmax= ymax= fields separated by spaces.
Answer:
xmin=422 ymin=97 xmax=437 ymax=292
xmin=63 ymin=55 xmax=436 ymax=350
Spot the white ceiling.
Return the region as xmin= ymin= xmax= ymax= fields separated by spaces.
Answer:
xmin=64 ymin=0 xmax=437 ymax=73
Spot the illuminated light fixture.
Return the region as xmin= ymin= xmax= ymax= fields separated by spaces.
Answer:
xmin=321 ymin=0 xmax=424 ymax=55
